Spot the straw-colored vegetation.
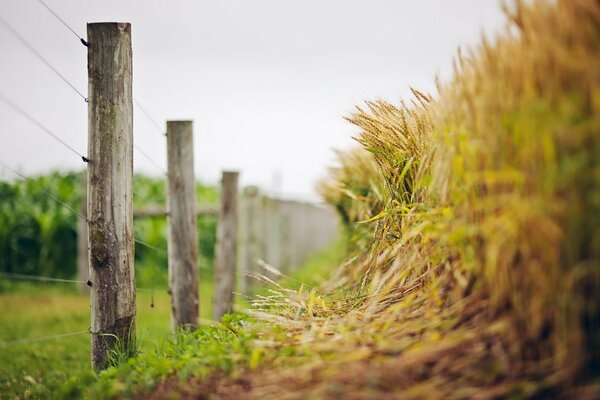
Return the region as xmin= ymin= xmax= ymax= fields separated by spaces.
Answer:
xmin=182 ymin=0 xmax=599 ymax=397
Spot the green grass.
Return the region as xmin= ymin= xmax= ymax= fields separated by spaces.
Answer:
xmin=78 ymin=240 xmax=345 ymax=398
xmin=0 ymin=277 xmax=215 ymax=400
xmin=0 ymin=240 xmax=344 ymax=399
xmin=80 ymin=313 xmax=260 ymax=399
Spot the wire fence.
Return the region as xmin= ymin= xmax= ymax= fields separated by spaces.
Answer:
xmin=0 ymin=14 xmax=87 ymax=101
xmin=0 ymin=3 xmax=224 ymax=352
xmin=0 ymin=0 xmax=171 ymax=257
xmin=1 ymin=1 xmax=167 ymax=173
xmin=0 ymin=271 xmax=166 ymax=293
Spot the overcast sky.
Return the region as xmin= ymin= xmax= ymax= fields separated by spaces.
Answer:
xmin=0 ymin=0 xmax=506 ymax=201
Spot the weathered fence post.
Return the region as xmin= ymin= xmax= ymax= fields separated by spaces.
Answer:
xmin=166 ymin=121 xmax=199 ymax=330
xmin=239 ymin=186 xmax=261 ymax=295
xmin=87 ymin=22 xmax=135 ymax=371
xmin=214 ymin=171 xmax=239 ymax=320
xmin=77 ymin=174 xmax=88 ymax=293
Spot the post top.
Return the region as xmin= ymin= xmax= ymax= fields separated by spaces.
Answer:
xmin=87 ymin=22 xmax=131 ymax=27
xmin=86 ymin=22 xmax=131 ymax=36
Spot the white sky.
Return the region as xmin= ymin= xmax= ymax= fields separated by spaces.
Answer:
xmin=0 ymin=0 xmax=507 ymax=201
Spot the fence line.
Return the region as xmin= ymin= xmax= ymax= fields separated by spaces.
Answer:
xmin=0 ymin=10 xmax=343 ymax=370
xmin=0 ymin=15 xmax=87 ymax=101
xmin=35 ymin=0 xmax=88 ymax=46
xmin=0 ymin=10 xmax=172 ymax=369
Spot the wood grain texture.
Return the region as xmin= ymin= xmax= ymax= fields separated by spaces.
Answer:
xmin=87 ymin=22 xmax=134 ymax=371
xmin=214 ymin=171 xmax=239 ymax=320
xmin=167 ymin=121 xmax=199 ymax=330
xmin=77 ymin=174 xmax=89 ymax=293
xmin=133 ymin=204 xmax=218 ymax=218
xmin=238 ymin=186 xmax=261 ymax=295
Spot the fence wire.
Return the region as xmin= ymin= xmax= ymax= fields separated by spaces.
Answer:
xmin=0 ymin=92 xmax=88 ymax=162
xmin=0 ymin=330 xmax=90 ymax=348
xmin=35 ymin=0 xmax=88 ymax=46
xmin=0 ymin=14 xmax=87 ymax=101
xmin=134 ymin=99 xmax=165 ymax=136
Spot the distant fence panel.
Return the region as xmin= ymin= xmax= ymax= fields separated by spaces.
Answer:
xmin=238 ymin=188 xmax=339 ymax=294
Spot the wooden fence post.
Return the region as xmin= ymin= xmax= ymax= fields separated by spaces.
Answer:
xmin=239 ymin=186 xmax=260 ymax=295
xmin=166 ymin=120 xmax=199 ymax=330
xmin=87 ymin=22 xmax=135 ymax=371
xmin=214 ymin=171 xmax=239 ymax=320
xmin=77 ymin=174 xmax=88 ymax=293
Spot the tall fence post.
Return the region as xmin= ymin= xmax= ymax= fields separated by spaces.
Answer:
xmin=166 ymin=120 xmax=199 ymax=330
xmin=214 ymin=171 xmax=239 ymax=320
xmin=87 ymin=22 xmax=135 ymax=371
xmin=77 ymin=174 xmax=88 ymax=293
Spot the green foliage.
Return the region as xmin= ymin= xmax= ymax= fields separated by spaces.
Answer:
xmin=105 ymin=329 xmax=141 ymax=369
xmin=59 ymin=244 xmax=344 ymax=399
xmin=0 ymin=171 xmax=81 ymax=278
xmin=0 ymin=172 xmax=218 ymax=289
xmin=0 ymin=283 xmax=207 ymax=399
xmin=81 ymin=313 xmax=261 ymax=398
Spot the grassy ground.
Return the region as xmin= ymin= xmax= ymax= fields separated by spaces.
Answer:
xmin=0 ymin=241 xmax=343 ymax=399
xmin=0 ymin=277 xmax=215 ymax=400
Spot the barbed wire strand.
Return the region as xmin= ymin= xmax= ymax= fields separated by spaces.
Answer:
xmin=0 ymin=14 xmax=87 ymax=101
xmin=0 ymin=91 xmax=88 ymax=162
xmin=0 ymin=271 xmax=166 ymax=295
xmin=0 ymin=330 xmax=89 ymax=348
xmin=134 ymin=144 xmax=166 ymax=175
xmin=133 ymin=99 xmax=165 ymax=136
xmin=0 ymin=271 xmax=87 ymax=285
xmin=134 ymin=238 xmax=167 ymax=256
xmin=35 ymin=0 xmax=88 ymax=46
